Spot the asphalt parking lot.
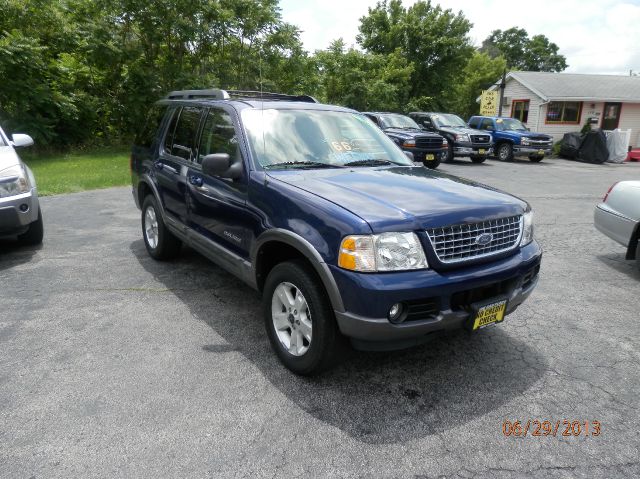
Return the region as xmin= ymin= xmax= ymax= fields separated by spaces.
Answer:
xmin=1 ymin=157 xmax=640 ymax=478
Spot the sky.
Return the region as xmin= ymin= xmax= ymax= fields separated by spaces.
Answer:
xmin=279 ymin=0 xmax=640 ymax=75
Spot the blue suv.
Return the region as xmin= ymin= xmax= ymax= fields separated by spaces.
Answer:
xmin=468 ymin=116 xmax=553 ymax=162
xmin=131 ymin=89 xmax=542 ymax=375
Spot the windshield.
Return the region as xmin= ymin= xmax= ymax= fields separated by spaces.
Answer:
xmin=431 ymin=113 xmax=467 ymax=128
xmin=379 ymin=114 xmax=421 ymax=130
xmin=241 ymin=109 xmax=414 ymax=169
xmin=496 ymin=118 xmax=527 ymax=131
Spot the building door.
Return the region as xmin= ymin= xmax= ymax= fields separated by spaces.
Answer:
xmin=601 ymin=103 xmax=622 ymax=130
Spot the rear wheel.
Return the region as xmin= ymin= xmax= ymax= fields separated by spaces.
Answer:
xmin=18 ymin=207 xmax=43 ymax=246
xmin=497 ymin=143 xmax=514 ymax=162
xmin=263 ymin=260 xmax=345 ymax=375
xmin=141 ymin=195 xmax=181 ymax=260
xmin=529 ymin=155 xmax=544 ymax=162
xmin=470 ymin=157 xmax=486 ymax=164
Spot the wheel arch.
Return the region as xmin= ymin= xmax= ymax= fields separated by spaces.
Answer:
xmin=252 ymin=229 xmax=345 ymax=312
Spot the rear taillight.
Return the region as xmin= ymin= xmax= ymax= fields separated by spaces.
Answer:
xmin=603 ymin=182 xmax=619 ymax=202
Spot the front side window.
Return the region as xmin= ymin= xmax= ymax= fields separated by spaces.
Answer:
xmin=546 ymin=101 xmax=582 ymax=124
xmin=241 ymin=109 xmax=413 ymax=169
xmin=480 ymin=118 xmax=494 ymax=130
xmin=512 ymin=100 xmax=530 ymax=123
xmin=166 ymin=106 xmax=202 ymax=160
xmin=198 ymin=108 xmax=239 ymax=164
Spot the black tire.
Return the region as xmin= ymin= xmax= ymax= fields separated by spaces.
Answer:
xmin=497 ymin=143 xmax=514 ymax=162
xmin=445 ymin=143 xmax=454 ymax=162
xmin=470 ymin=156 xmax=486 ymax=164
xmin=18 ymin=207 xmax=43 ymax=246
xmin=529 ymin=155 xmax=544 ymax=163
xmin=636 ymin=241 xmax=640 ymax=272
xmin=263 ymin=260 xmax=346 ymax=375
xmin=141 ymin=195 xmax=181 ymax=260
xmin=423 ymin=156 xmax=441 ymax=169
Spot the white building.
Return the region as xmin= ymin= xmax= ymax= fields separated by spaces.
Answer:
xmin=485 ymin=71 xmax=640 ymax=147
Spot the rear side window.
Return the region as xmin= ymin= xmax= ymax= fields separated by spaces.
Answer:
xmin=135 ymin=105 xmax=167 ymax=148
xmin=198 ymin=108 xmax=239 ymax=164
xmin=165 ymin=106 xmax=202 ymax=160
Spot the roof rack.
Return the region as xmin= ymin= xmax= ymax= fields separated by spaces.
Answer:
xmin=226 ymin=90 xmax=318 ymax=103
xmin=166 ymin=89 xmax=230 ymax=100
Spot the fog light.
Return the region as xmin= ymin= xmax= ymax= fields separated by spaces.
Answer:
xmin=19 ymin=203 xmax=29 ymax=212
xmin=388 ymin=303 xmax=405 ymax=323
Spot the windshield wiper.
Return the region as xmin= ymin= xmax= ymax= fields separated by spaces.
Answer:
xmin=264 ymin=161 xmax=343 ymax=170
xmin=344 ymin=159 xmax=394 ymax=167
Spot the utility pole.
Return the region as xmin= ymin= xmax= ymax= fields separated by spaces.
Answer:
xmin=498 ymin=69 xmax=507 ymax=116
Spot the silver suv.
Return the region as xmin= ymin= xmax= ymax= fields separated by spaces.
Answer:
xmin=0 ymin=126 xmax=43 ymax=245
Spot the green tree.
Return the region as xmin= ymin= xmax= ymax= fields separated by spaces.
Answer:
xmin=481 ymin=27 xmax=567 ymax=72
xmin=357 ymin=0 xmax=474 ymax=107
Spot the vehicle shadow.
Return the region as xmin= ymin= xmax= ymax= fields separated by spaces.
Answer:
xmin=130 ymin=240 xmax=546 ymax=444
xmin=0 ymin=239 xmax=42 ymax=272
xmin=596 ymin=253 xmax=640 ymax=280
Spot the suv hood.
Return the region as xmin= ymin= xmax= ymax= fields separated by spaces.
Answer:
xmin=501 ymin=130 xmax=552 ymax=140
xmin=0 ymin=146 xmax=21 ymax=173
xmin=383 ymin=128 xmax=441 ymax=140
xmin=268 ymin=166 xmax=526 ymax=232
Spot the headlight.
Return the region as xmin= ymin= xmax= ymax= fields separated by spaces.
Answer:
xmin=403 ymin=139 xmax=416 ymax=147
xmin=455 ymin=134 xmax=470 ymax=142
xmin=0 ymin=165 xmax=31 ymax=198
xmin=441 ymin=137 xmax=448 ymax=147
xmin=521 ymin=137 xmax=531 ymax=146
xmin=520 ymin=211 xmax=534 ymax=246
xmin=338 ymin=232 xmax=428 ymax=272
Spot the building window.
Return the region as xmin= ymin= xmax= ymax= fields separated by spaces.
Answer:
xmin=511 ymin=100 xmax=530 ymax=123
xmin=545 ymin=101 xmax=582 ymax=124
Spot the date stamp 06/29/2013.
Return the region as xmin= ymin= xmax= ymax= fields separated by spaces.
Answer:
xmin=502 ymin=420 xmax=602 ymax=438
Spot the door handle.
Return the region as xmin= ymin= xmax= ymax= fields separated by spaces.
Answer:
xmin=189 ymin=175 xmax=204 ymax=187
xmin=155 ymin=162 xmax=179 ymax=174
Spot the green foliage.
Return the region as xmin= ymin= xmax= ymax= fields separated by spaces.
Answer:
xmin=357 ymin=0 xmax=474 ymax=109
xmin=449 ymin=52 xmax=507 ymax=120
xmin=481 ymin=27 xmax=568 ymax=72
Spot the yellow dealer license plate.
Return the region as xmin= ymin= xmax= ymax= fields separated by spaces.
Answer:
xmin=472 ymin=299 xmax=507 ymax=330
xmin=537 ymin=150 xmax=545 ymax=156
xmin=426 ymin=154 xmax=435 ymax=161
xmin=478 ymin=149 xmax=486 ymax=154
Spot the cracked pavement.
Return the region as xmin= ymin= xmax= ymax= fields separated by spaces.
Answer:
xmin=1 ymin=157 xmax=639 ymax=478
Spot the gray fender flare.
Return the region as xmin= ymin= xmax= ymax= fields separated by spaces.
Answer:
xmin=252 ymin=229 xmax=345 ymax=313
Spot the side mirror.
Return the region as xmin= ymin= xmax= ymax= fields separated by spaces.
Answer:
xmin=11 ymin=134 xmax=34 ymax=148
xmin=404 ymin=151 xmax=415 ymax=162
xmin=201 ymin=153 xmax=242 ymax=179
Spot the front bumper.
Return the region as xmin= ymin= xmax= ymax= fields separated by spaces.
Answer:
xmin=453 ymin=143 xmax=493 ymax=157
xmin=405 ymin=147 xmax=448 ymax=162
xmin=513 ymin=146 xmax=552 ymax=156
xmin=331 ymin=240 xmax=542 ymax=349
xmin=0 ymin=189 xmax=39 ymax=235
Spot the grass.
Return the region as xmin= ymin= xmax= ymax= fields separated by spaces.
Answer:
xmin=21 ymin=148 xmax=130 ymax=196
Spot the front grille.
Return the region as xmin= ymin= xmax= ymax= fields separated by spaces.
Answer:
xmin=415 ymin=136 xmax=443 ymax=149
xmin=404 ymin=298 xmax=440 ymax=322
xmin=470 ymin=134 xmax=491 ymax=144
xmin=426 ymin=215 xmax=522 ymax=264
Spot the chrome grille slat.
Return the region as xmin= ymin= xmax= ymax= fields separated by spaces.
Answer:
xmin=426 ymin=215 xmax=522 ymax=264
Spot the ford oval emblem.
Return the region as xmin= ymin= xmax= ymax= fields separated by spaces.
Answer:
xmin=475 ymin=232 xmax=493 ymax=246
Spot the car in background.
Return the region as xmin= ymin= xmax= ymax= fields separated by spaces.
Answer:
xmin=468 ymin=116 xmax=553 ymax=163
xmin=594 ymin=181 xmax=640 ymax=270
xmin=408 ymin=112 xmax=492 ymax=164
xmin=362 ymin=112 xmax=448 ymax=169
xmin=0 ymin=126 xmax=43 ymax=246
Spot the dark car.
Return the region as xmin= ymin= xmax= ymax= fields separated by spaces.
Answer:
xmin=131 ymin=89 xmax=542 ymax=375
xmin=409 ymin=112 xmax=492 ymax=163
xmin=468 ymin=116 xmax=553 ymax=162
xmin=362 ymin=112 xmax=448 ymax=169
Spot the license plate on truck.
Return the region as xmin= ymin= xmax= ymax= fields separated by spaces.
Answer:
xmin=478 ymin=149 xmax=486 ymax=154
xmin=537 ymin=149 xmax=545 ymax=156
xmin=426 ymin=154 xmax=435 ymax=161
xmin=471 ymin=299 xmax=507 ymax=330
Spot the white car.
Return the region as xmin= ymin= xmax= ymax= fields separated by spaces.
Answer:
xmin=0 ymin=126 xmax=43 ymax=245
xmin=594 ymin=181 xmax=640 ymax=270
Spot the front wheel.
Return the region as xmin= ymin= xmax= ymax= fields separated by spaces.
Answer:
xmin=529 ymin=155 xmax=544 ymax=162
xmin=470 ymin=156 xmax=486 ymax=164
xmin=636 ymin=242 xmax=640 ymax=272
xmin=445 ymin=143 xmax=454 ymax=162
xmin=497 ymin=143 xmax=514 ymax=162
xmin=141 ymin=195 xmax=181 ymax=260
xmin=263 ymin=260 xmax=345 ymax=375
